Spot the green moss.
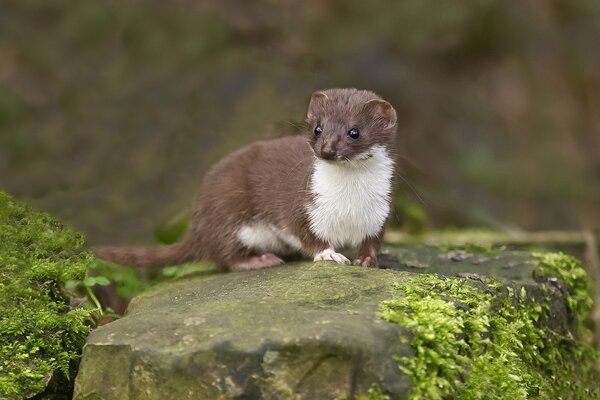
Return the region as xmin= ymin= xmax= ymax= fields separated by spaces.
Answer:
xmin=0 ymin=192 xmax=94 ymax=399
xmin=533 ymin=252 xmax=593 ymax=324
xmin=356 ymin=384 xmax=391 ymax=400
xmin=379 ymin=261 xmax=598 ymax=399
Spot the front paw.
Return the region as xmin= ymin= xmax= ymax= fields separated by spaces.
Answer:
xmin=352 ymin=255 xmax=378 ymax=268
xmin=314 ymin=249 xmax=351 ymax=265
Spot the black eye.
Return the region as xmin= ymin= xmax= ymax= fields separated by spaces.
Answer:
xmin=314 ymin=124 xmax=323 ymax=136
xmin=348 ymin=127 xmax=360 ymax=139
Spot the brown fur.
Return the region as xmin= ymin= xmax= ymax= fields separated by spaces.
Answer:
xmin=95 ymin=88 xmax=397 ymax=270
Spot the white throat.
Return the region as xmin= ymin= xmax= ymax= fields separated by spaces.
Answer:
xmin=307 ymin=144 xmax=394 ymax=248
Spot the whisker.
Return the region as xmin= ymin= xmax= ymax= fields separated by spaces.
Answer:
xmin=283 ymin=120 xmax=306 ymax=131
xmin=396 ymin=172 xmax=428 ymax=207
xmin=396 ymin=153 xmax=423 ymax=172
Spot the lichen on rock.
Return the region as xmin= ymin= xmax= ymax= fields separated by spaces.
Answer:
xmin=0 ymin=192 xmax=94 ymax=399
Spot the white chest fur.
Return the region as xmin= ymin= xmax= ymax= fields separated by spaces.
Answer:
xmin=307 ymin=145 xmax=394 ymax=248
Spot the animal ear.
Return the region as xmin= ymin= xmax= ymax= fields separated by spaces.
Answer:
xmin=307 ymin=91 xmax=328 ymax=119
xmin=364 ymin=99 xmax=397 ymax=129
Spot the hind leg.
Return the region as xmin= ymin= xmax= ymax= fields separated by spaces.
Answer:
xmin=230 ymin=253 xmax=285 ymax=271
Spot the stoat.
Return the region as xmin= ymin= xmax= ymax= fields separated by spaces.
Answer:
xmin=96 ymin=88 xmax=397 ymax=271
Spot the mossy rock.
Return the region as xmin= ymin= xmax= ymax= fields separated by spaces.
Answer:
xmin=74 ymin=265 xmax=412 ymax=399
xmin=0 ymin=192 xmax=94 ymax=399
xmin=74 ymin=247 xmax=598 ymax=399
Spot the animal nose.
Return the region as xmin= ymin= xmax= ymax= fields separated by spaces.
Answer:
xmin=321 ymin=147 xmax=336 ymax=160
xmin=321 ymin=142 xmax=336 ymax=160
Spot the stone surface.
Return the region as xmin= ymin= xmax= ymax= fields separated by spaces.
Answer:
xmin=379 ymin=244 xmax=538 ymax=284
xmin=74 ymin=264 xmax=413 ymax=399
xmin=73 ymin=245 xmax=591 ymax=399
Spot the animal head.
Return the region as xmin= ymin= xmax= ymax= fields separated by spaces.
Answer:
xmin=306 ymin=88 xmax=397 ymax=163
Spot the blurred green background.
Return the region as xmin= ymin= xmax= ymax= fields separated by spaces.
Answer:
xmin=1 ymin=0 xmax=599 ymax=247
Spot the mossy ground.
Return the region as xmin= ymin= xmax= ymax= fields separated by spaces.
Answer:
xmin=378 ymin=252 xmax=598 ymax=399
xmin=0 ymin=192 xmax=94 ymax=399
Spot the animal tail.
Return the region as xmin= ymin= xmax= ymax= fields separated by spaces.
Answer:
xmin=94 ymin=241 xmax=196 ymax=268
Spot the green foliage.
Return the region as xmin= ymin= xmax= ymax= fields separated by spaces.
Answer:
xmin=379 ymin=262 xmax=598 ymax=399
xmin=85 ymin=212 xmax=211 ymax=302
xmin=91 ymin=259 xmax=151 ymax=299
xmin=65 ymin=270 xmax=112 ymax=315
xmin=91 ymin=258 xmax=215 ymax=302
xmin=162 ymin=262 xmax=213 ymax=278
xmin=0 ymin=192 xmax=94 ymax=399
xmin=154 ymin=212 xmax=189 ymax=245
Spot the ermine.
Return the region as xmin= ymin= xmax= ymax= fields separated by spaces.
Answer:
xmin=96 ymin=88 xmax=397 ymax=271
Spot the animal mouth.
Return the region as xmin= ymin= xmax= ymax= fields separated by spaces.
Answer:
xmin=310 ymin=146 xmax=373 ymax=163
xmin=323 ymin=155 xmax=349 ymax=162
xmin=354 ymin=153 xmax=373 ymax=161
xmin=323 ymin=153 xmax=374 ymax=166
xmin=342 ymin=153 xmax=373 ymax=163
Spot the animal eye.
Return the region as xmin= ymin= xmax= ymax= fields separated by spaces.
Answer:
xmin=314 ymin=124 xmax=323 ymax=136
xmin=348 ymin=127 xmax=360 ymax=139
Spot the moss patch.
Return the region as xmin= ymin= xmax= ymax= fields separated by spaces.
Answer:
xmin=356 ymin=384 xmax=391 ymax=400
xmin=0 ymin=192 xmax=93 ymax=399
xmin=533 ymin=252 xmax=594 ymax=324
xmin=379 ymin=252 xmax=598 ymax=399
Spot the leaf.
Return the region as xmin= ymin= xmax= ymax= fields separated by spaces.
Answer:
xmin=162 ymin=266 xmax=179 ymax=277
xmin=83 ymin=277 xmax=97 ymax=287
xmin=93 ymin=276 xmax=111 ymax=286
xmin=64 ymin=280 xmax=80 ymax=289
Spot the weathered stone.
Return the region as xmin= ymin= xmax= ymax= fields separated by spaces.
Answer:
xmin=73 ymin=246 xmax=597 ymax=399
xmin=74 ymin=264 xmax=413 ymax=399
xmin=380 ymin=244 xmax=538 ymax=284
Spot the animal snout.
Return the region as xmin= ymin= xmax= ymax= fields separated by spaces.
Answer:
xmin=320 ymin=142 xmax=337 ymax=160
